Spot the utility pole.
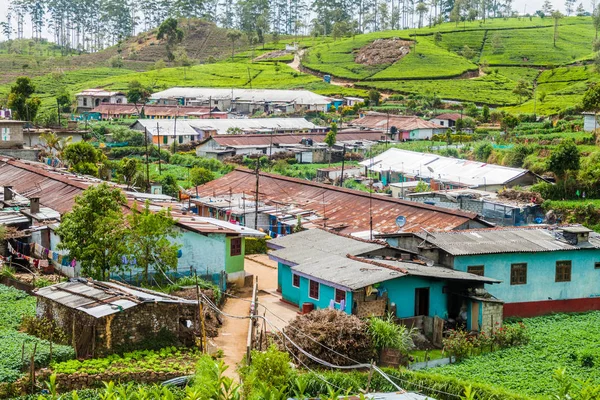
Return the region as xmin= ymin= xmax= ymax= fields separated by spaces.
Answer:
xmin=254 ymin=160 xmax=259 ymax=230
xmin=339 ymin=144 xmax=346 ymax=187
xmin=157 ymin=122 xmax=162 ymax=175
xmin=173 ymin=108 xmax=178 ymax=154
xmin=144 ymin=127 xmax=150 ymax=192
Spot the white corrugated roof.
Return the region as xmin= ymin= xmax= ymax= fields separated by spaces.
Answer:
xmin=361 ymin=148 xmax=530 ymax=187
xmin=136 ymin=118 xmax=322 ymax=136
xmin=150 ymin=88 xmax=332 ymax=105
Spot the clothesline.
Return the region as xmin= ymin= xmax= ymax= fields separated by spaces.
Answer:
xmin=8 ymin=240 xmax=75 ymax=269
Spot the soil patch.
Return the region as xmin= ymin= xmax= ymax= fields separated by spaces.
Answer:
xmin=355 ymin=38 xmax=413 ymax=66
xmin=254 ymin=49 xmax=289 ymax=62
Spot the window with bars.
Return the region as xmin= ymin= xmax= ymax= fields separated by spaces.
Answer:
xmin=292 ymin=274 xmax=300 ymax=288
xmin=467 ymin=265 xmax=485 ymax=276
xmin=230 ymin=238 xmax=242 ymax=257
xmin=309 ymin=280 xmax=319 ymax=300
xmin=335 ymin=289 xmax=346 ymax=304
xmin=510 ymin=263 xmax=527 ymax=285
xmin=555 ymin=260 xmax=572 ymax=282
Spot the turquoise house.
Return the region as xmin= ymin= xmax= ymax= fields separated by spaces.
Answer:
xmin=268 ymin=229 xmax=499 ymax=330
xmin=389 ymin=226 xmax=600 ymax=318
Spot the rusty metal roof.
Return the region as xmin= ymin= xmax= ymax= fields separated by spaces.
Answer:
xmin=350 ymin=112 xmax=443 ymax=130
xmin=92 ymin=104 xmax=216 ymax=117
xmin=194 ymin=169 xmax=488 ymax=234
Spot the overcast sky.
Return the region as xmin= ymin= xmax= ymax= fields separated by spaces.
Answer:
xmin=0 ymin=0 xmax=588 ymax=42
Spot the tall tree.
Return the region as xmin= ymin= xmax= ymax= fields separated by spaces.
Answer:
xmin=565 ymin=0 xmax=576 ymax=14
xmin=547 ymin=139 xmax=580 ymax=181
xmin=157 ymin=17 xmax=184 ymax=61
xmin=56 ymin=184 xmax=128 ymax=281
xmin=7 ymin=76 xmax=40 ymax=122
xmin=551 ymin=10 xmax=563 ymax=47
xmin=226 ymin=29 xmax=242 ymax=61
xmin=126 ymin=201 xmax=180 ymax=284
xmin=324 ymin=122 xmax=337 ymax=166
xmin=126 ymin=80 xmax=151 ymax=115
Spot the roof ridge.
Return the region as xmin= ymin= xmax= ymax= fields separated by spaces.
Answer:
xmin=346 ymin=254 xmax=408 ymax=274
xmin=315 ymin=227 xmax=388 ymax=246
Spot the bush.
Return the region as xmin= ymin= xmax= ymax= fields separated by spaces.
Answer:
xmin=473 ymin=142 xmax=493 ymax=162
xmin=367 ymin=315 xmax=416 ymax=354
xmin=245 ymin=237 xmax=269 ymax=254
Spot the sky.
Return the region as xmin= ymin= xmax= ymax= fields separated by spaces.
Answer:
xmin=0 ymin=0 xmax=587 ymax=42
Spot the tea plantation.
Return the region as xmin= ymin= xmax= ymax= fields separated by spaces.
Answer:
xmin=433 ymin=312 xmax=600 ymax=396
xmin=0 ymin=285 xmax=74 ymax=383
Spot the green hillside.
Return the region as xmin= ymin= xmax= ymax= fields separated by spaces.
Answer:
xmin=0 ymin=15 xmax=598 ymax=116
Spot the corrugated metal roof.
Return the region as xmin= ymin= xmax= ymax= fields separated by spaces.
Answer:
xmin=136 ymin=118 xmax=322 ymax=136
xmin=377 ymin=259 xmax=499 ymax=283
xmin=195 ymin=169 xmax=486 ymax=234
xmin=36 ymin=279 xmax=196 ymax=318
xmin=415 ymin=227 xmax=600 ymax=256
xmin=351 ymin=112 xmax=443 ymax=130
xmin=361 ymin=148 xmax=532 ymax=187
xmin=432 ymin=113 xmax=463 ymax=121
xmin=150 ymin=88 xmax=331 ymax=105
xmin=202 ymin=130 xmax=387 ymax=147
xmin=92 ymin=104 xmax=215 ymax=117
xmin=76 ymin=89 xmax=124 ymax=97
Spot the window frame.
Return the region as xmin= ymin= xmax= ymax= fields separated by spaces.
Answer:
xmin=335 ymin=288 xmax=346 ymax=304
xmin=555 ymin=260 xmax=572 ymax=282
xmin=292 ymin=273 xmax=300 ymax=288
xmin=510 ymin=263 xmax=527 ymax=285
xmin=308 ymin=280 xmax=319 ymax=300
xmin=230 ymin=237 xmax=242 ymax=257
xmin=595 ymin=262 xmax=600 ymax=270
xmin=467 ymin=265 xmax=485 ymax=276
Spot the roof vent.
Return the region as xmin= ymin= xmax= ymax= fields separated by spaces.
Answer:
xmin=3 ymin=186 xmax=13 ymax=201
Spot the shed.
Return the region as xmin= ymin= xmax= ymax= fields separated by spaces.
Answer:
xmin=35 ymin=279 xmax=199 ymax=358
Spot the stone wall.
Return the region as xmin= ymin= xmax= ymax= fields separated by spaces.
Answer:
xmin=0 ymin=148 xmax=40 ymax=162
xmin=481 ymin=301 xmax=503 ymax=333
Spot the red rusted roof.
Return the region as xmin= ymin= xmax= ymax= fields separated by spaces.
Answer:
xmin=350 ymin=113 xmax=442 ymax=130
xmin=91 ymin=104 xmax=216 ymax=117
xmin=194 ymin=169 xmax=488 ymax=234
xmin=433 ymin=113 xmax=463 ymax=121
xmin=204 ymin=129 xmax=387 ymax=147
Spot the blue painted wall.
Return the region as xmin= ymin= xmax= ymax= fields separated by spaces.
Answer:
xmin=379 ymin=276 xmax=448 ymax=319
xmin=453 ymin=250 xmax=600 ymax=303
xmin=278 ymin=263 xmax=352 ymax=313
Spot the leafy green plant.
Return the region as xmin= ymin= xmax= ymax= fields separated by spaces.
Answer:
xmin=367 ymin=315 xmax=416 ymax=354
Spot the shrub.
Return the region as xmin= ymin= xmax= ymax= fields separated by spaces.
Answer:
xmin=245 ymin=237 xmax=269 ymax=254
xmin=367 ymin=315 xmax=416 ymax=354
xmin=443 ymin=330 xmax=474 ymax=361
xmin=473 ymin=142 xmax=493 ymax=162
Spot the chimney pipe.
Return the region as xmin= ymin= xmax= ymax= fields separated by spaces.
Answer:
xmin=30 ymin=197 xmax=40 ymax=214
xmin=3 ymin=186 xmax=13 ymax=201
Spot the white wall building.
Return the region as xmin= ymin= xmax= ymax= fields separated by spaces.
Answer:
xmin=76 ymin=89 xmax=127 ymax=113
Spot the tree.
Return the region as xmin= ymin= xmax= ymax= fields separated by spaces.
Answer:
xmin=368 ymin=90 xmax=381 ymax=106
xmin=119 ymin=157 xmax=144 ymax=189
xmin=462 ymin=45 xmax=476 ymax=59
xmin=160 ymin=174 xmax=180 ymax=198
xmin=127 ymin=80 xmax=151 ymax=115
xmin=594 ymin=4 xmax=600 ymax=38
xmin=63 ymin=141 xmax=104 ymax=175
xmin=190 ymin=167 xmax=215 ymax=186
xmin=174 ymin=47 xmax=193 ymax=80
xmin=551 ymin=11 xmax=563 ymax=47
xmin=513 ymin=79 xmax=532 ymax=103
xmin=434 ymin=31 xmax=442 ymax=44
xmin=576 ymin=2 xmax=586 ymax=15
xmin=491 ymin=33 xmax=503 ymax=54
xmin=226 ymin=30 xmax=242 ymax=62
xmin=324 ymin=122 xmax=337 ymax=165
xmin=56 ymin=184 xmax=127 ymax=281
xmin=565 ymin=0 xmax=576 ymax=15
xmin=126 ymin=201 xmax=180 ymax=284
xmin=581 ymin=83 xmax=600 ymax=130
xmin=40 ymin=132 xmax=72 ymax=159
xmin=501 ymin=114 xmax=519 ymax=133
xmin=7 ymin=76 xmax=40 ymax=121
xmin=542 ymin=0 xmax=553 ymax=14
xmin=547 ymin=139 xmax=580 ymax=180
xmin=481 ymin=105 xmax=490 ymax=122
xmin=56 ymin=88 xmax=71 ymax=113
xmin=156 ymin=18 xmax=184 ymax=61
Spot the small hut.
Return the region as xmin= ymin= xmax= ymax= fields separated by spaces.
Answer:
xmin=35 ymin=279 xmax=200 ymax=358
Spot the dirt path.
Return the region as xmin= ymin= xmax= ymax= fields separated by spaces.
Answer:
xmin=212 ymin=293 xmax=251 ymax=379
xmin=289 ymin=50 xmax=354 ymax=88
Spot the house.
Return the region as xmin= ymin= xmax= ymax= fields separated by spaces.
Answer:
xmin=361 ymin=148 xmax=543 ymax=191
xmin=192 ymin=169 xmax=491 ymax=236
xmin=195 ymin=130 xmax=387 ymax=160
xmin=350 ymin=112 xmax=443 ymax=140
xmin=35 ymin=279 xmax=199 ymax=358
xmin=150 ymin=88 xmax=332 ymax=114
xmin=0 ymin=120 xmax=25 ymax=149
xmin=430 ymin=113 xmax=463 ymax=129
xmin=406 ymin=188 xmax=544 ymax=226
xmin=133 ymin=118 xmax=325 ymax=146
xmin=386 ymin=226 xmax=600 ymax=317
xmin=389 ymin=181 xmax=424 ymax=198
xmin=316 ymin=166 xmax=362 ymax=182
xmin=91 ymin=104 xmax=226 ymax=120
xmin=25 ymin=128 xmax=85 ymax=148
xmin=583 ymin=112 xmax=597 ymax=132
xmin=344 ymin=97 xmax=366 ymax=107
xmin=75 ymin=89 xmax=127 ymax=113
xmin=269 ymin=229 xmax=501 ymax=332
xmin=0 ymin=156 xmax=264 ymax=284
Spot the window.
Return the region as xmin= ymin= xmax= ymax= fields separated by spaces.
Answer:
xmin=309 ymin=280 xmax=319 ymax=300
xmin=83 ymin=98 xmax=88 ymax=106
xmin=178 ymin=135 xmax=183 ymax=144
xmin=555 ymin=260 xmax=572 ymax=282
xmin=467 ymin=265 xmax=485 ymax=276
xmin=163 ymin=136 xmax=168 ymax=144
xmin=440 ymin=121 xmax=445 ymax=126
xmin=230 ymin=238 xmax=242 ymax=257
xmin=595 ymin=262 xmax=600 ymax=269
xmin=335 ymin=289 xmax=346 ymax=304
xmin=292 ymin=274 xmax=300 ymax=288
xmin=510 ymin=263 xmax=527 ymax=285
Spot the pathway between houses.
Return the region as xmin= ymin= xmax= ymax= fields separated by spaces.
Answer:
xmin=212 ymin=255 xmax=298 ymax=379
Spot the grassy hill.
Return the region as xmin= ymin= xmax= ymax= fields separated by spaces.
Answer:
xmin=0 ymin=15 xmax=597 ymax=116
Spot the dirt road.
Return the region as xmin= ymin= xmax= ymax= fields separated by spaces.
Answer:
xmin=288 ymin=50 xmax=354 ymax=88
xmin=212 ymin=295 xmax=250 ymax=379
